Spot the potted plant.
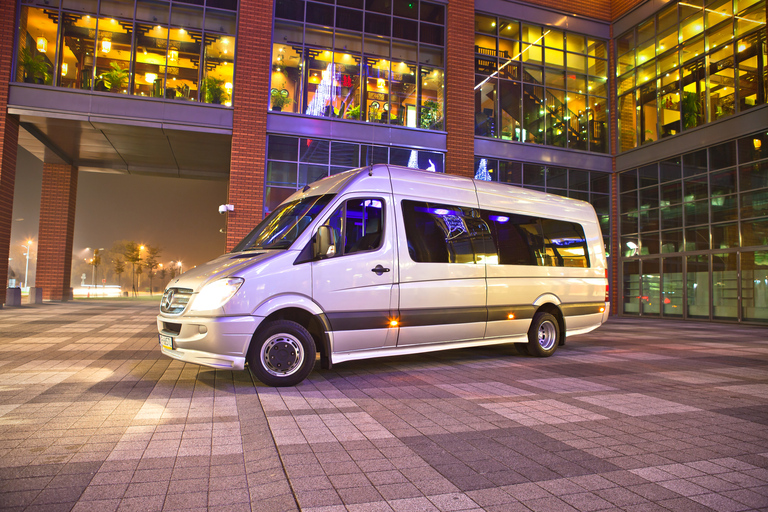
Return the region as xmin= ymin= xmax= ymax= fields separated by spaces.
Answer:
xmin=345 ymin=105 xmax=360 ymax=120
xmin=97 ymin=62 xmax=129 ymax=92
xmin=681 ymin=91 xmax=700 ymax=129
xmin=202 ymin=76 xmax=227 ymax=104
xmin=19 ymin=48 xmax=51 ymax=84
xmin=420 ymin=100 xmax=441 ymax=129
xmin=270 ymin=89 xmax=292 ymax=111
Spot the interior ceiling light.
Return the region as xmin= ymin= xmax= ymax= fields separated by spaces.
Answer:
xmin=36 ymin=36 xmax=47 ymax=53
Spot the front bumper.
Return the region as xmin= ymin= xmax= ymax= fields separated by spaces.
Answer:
xmin=157 ymin=314 xmax=262 ymax=370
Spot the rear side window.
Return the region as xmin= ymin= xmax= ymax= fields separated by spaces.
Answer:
xmin=482 ymin=211 xmax=590 ymax=268
xmin=402 ymin=200 xmax=590 ymax=267
xmin=402 ymin=201 xmax=496 ymax=263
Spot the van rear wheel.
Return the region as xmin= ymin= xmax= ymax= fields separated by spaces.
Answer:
xmin=527 ymin=312 xmax=559 ymax=357
xmin=248 ymin=320 xmax=316 ymax=387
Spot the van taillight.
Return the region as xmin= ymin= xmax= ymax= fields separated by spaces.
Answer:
xmin=605 ymin=269 xmax=609 ymax=301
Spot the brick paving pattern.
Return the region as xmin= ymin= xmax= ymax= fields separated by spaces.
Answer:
xmin=0 ymin=301 xmax=767 ymax=511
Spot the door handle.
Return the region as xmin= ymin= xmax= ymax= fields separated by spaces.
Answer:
xmin=371 ymin=264 xmax=390 ymax=276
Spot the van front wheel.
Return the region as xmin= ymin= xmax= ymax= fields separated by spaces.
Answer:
xmin=248 ymin=320 xmax=316 ymax=387
xmin=527 ymin=312 xmax=559 ymax=357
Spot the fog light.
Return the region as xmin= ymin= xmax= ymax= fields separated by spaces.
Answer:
xmin=198 ymin=325 xmax=208 ymax=334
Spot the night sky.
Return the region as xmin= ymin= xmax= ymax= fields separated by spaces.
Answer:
xmin=9 ymin=147 xmax=229 ymax=287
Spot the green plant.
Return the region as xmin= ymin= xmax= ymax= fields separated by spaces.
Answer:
xmin=420 ymin=100 xmax=441 ymax=129
xmin=19 ymin=48 xmax=51 ymax=84
xmin=681 ymin=91 xmax=700 ymax=129
xmin=98 ymin=62 xmax=129 ymax=92
xmin=345 ymin=104 xmax=360 ymax=120
xmin=270 ymin=89 xmax=292 ymax=111
xmin=202 ymin=76 xmax=227 ymax=104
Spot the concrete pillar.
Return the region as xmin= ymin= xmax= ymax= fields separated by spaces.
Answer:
xmin=226 ymin=0 xmax=274 ymax=251
xmin=445 ymin=0 xmax=475 ymax=178
xmin=36 ymin=163 xmax=78 ymax=301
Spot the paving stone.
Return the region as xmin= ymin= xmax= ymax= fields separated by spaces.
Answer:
xmin=1 ymin=304 xmax=767 ymax=512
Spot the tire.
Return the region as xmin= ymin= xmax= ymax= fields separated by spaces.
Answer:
xmin=247 ymin=320 xmax=316 ymax=387
xmin=526 ymin=312 xmax=560 ymax=357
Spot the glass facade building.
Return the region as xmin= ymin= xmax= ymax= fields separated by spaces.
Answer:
xmin=474 ymin=14 xmax=610 ymax=153
xmin=270 ymin=0 xmax=445 ymax=129
xmin=616 ymin=0 xmax=766 ymax=151
xmin=3 ymin=0 xmax=767 ymax=322
xmin=619 ymin=130 xmax=768 ymax=321
xmin=15 ymin=0 xmax=236 ymax=103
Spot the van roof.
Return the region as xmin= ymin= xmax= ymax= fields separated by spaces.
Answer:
xmin=286 ymin=165 xmax=596 ymax=220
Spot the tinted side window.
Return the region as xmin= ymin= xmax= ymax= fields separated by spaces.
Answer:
xmin=540 ymin=219 xmax=590 ymax=268
xmin=402 ymin=200 xmax=496 ymax=263
xmin=482 ymin=210 xmax=590 ymax=267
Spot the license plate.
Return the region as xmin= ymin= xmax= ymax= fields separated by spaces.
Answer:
xmin=159 ymin=334 xmax=174 ymax=350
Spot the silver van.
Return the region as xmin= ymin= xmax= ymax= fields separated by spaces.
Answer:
xmin=158 ymin=165 xmax=609 ymax=386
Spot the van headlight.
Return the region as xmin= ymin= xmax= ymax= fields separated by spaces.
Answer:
xmin=190 ymin=278 xmax=244 ymax=311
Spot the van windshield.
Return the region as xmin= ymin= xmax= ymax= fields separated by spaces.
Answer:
xmin=231 ymin=194 xmax=335 ymax=252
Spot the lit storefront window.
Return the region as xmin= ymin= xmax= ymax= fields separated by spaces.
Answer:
xmin=616 ymin=0 xmax=766 ymax=152
xmin=271 ymin=0 xmax=445 ymax=131
xmin=14 ymin=1 xmax=237 ymax=105
xmin=474 ymin=14 xmax=609 ymax=153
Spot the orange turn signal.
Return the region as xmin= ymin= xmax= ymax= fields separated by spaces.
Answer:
xmin=389 ymin=320 xmax=399 ymax=327
xmin=508 ymin=313 xmax=515 ymax=320
xmin=599 ymin=307 xmax=605 ymax=313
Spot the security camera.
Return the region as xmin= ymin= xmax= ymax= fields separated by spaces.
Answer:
xmin=218 ymin=204 xmax=234 ymax=214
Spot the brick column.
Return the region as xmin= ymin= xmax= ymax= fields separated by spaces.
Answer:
xmin=0 ymin=0 xmax=19 ymax=306
xmin=36 ymin=163 xmax=78 ymax=301
xmin=445 ymin=0 xmax=475 ymax=178
xmin=226 ymin=0 xmax=274 ymax=251
xmin=608 ymin=32 xmax=620 ymax=314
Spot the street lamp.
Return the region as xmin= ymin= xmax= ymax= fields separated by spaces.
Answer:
xmin=22 ymin=240 xmax=33 ymax=288
xmin=177 ymin=261 xmax=182 ymax=274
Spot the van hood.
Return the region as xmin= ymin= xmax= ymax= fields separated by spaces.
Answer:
xmin=164 ymin=250 xmax=280 ymax=291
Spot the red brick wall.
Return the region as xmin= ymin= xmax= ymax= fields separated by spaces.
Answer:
xmin=226 ymin=0 xmax=274 ymax=251
xmin=524 ymin=0 xmax=612 ymax=21
xmin=36 ymin=163 xmax=78 ymax=301
xmin=0 ymin=0 xmax=19 ymax=304
xmin=446 ymin=0 xmax=476 ymax=178
xmin=612 ymin=0 xmax=646 ymax=21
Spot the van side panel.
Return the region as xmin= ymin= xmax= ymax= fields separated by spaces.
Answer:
xmin=476 ymin=180 xmax=608 ymax=340
xmin=312 ymin=192 xmax=398 ymax=353
xmin=389 ymin=168 xmax=488 ymax=346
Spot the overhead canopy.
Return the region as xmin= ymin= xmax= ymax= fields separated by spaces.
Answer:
xmin=9 ymin=84 xmax=233 ymax=180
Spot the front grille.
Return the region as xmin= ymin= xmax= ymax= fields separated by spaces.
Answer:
xmin=160 ymin=288 xmax=193 ymax=314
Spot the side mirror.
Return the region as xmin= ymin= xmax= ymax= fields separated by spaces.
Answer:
xmin=313 ymin=225 xmax=336 ymax=259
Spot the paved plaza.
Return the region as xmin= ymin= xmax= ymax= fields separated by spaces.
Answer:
xmin=0 ymin=300 xmax=767 ymax=512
